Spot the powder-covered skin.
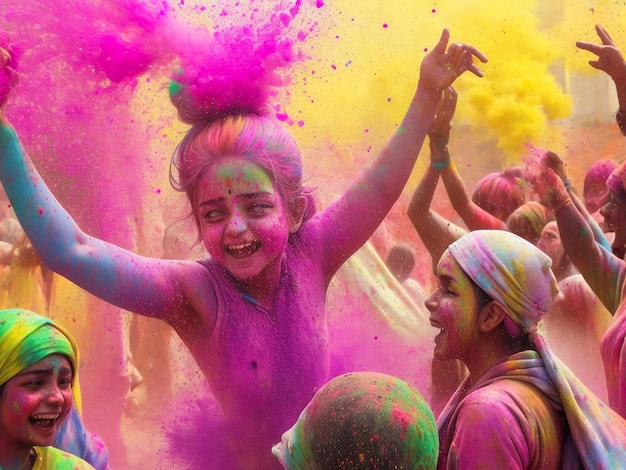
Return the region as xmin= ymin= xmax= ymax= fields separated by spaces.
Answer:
xmin=0 ymin=3 xmax=490 ymax=469
xmin=2 ymin=2 xmax=626 ymax=469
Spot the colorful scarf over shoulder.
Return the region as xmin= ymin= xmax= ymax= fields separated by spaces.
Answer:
xmin=437 ymin=347 xmax=626 ymax=469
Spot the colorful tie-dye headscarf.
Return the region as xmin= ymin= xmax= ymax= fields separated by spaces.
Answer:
xmin=0 ymin=308 xmax=81 ymax=412
xmin=274 ymin=371 xmax=438 ymax=470
xmin=448 ymin=230 xmax=558 ymax=334
xmin=445 ymin=230 xmax=626 ymax=468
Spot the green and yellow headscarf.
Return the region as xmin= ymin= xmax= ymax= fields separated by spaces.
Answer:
xmin=0 ymin=308 xmax=81 ymax=412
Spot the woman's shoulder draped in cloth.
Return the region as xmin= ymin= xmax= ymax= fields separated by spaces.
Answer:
xmin=438 ymin=346 xmax=626 ymax=469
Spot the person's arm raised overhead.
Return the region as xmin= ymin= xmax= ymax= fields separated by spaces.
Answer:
xmin=320 ymin=30 xmax=486 ymax=280
xmin=533 ymin=151 xmax=623 ymax=313
xmin=544 ymin=150 xmax=612 ymax=251
xmin=577 ymin=25 xmax=626 ymax=136
xmin=0 ymin=44 xmax=203 ymax=323
xmin=408 ymin=86 xmax=467 ymax=271
xmin=433 ymin=86 xmax=507 ymax=231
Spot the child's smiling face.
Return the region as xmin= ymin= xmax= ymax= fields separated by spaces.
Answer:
xmin=196 ymin=157 xmax=296 ymax=281
xmin=0 ymin=354 xmax=73 ymax=452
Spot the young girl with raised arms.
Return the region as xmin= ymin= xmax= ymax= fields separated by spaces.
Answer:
xmin=0 ymin=30 xmax=485 ymax=467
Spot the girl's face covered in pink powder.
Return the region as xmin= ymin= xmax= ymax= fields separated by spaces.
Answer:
xmin=0 ymin=354 xmax=73 ymax=451
xmin=425 ymin=250 xmax=482 ymax=362
xmin=196 ymin=157 xmax=295 ymax=281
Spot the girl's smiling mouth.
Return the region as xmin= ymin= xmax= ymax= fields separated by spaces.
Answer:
xmin=30 ymin=413 xmax=61 ymax=430
xmin=228 ymin=241 xmax=261 ymax=259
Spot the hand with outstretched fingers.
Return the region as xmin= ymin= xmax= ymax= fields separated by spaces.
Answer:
xmin=419 ymin=29 xmax=487 ymax=94
xmin=576 ymin=25 xmax=626 ymax=82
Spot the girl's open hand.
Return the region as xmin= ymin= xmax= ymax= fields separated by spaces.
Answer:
xmin=576 ymin=25 xmax=626 ymax=81
xmin=419 ymin=29 xmax=487 ymax=93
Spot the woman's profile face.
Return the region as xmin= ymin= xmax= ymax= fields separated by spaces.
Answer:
xmin=0 ymin=353 xmax=73 ymax=450
xmin=600 ymin=191 xmax=626 ymax=259
xmin=425 ymin=251 xmax=482 ymax=363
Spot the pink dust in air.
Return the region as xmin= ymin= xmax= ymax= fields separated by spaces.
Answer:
xmin=0 ymin=1 xmax=371 ymax=469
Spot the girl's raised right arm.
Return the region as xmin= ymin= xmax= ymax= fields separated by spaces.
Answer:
xmin=316 ymin=30 xmax=486 ymax=282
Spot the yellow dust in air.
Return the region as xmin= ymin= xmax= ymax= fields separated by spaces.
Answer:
xmin=286 ymin=0 xmax=575 ymax=165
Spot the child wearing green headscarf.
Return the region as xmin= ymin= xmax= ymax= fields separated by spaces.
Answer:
xmin=0 ymin=308 xmax=106 ymax=469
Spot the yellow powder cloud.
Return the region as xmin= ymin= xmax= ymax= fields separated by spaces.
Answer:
xmin=553 ymin=1 xmax=626 ymax=74
xmin=287 ymin=0 xmax=574 ymax=162
xmin=139 ymin=1 xmax=609 ymax=171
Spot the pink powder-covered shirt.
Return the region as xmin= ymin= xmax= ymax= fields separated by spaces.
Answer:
xmin=187 ymin=225 xmax=331 ymax=468
xmin=437 ymin=351 xmax=566 ymax=469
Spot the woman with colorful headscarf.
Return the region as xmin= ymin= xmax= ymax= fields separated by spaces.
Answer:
xmin=0 ymin=308 xmax=108 ymax=469
xmin=426 ymin=230 xmax=626 ymax=469
xmin=408 ymin=87 xmax=550 ymax=416
xmin=271 ymin=371 xmax=439 ymax=470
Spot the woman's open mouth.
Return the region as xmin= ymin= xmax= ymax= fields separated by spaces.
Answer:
xmin=430 ymin=318 xmax=445 ymax=338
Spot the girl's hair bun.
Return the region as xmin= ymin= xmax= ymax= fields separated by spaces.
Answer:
xmin=168 ymin=23 xmax=303 ymax=125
